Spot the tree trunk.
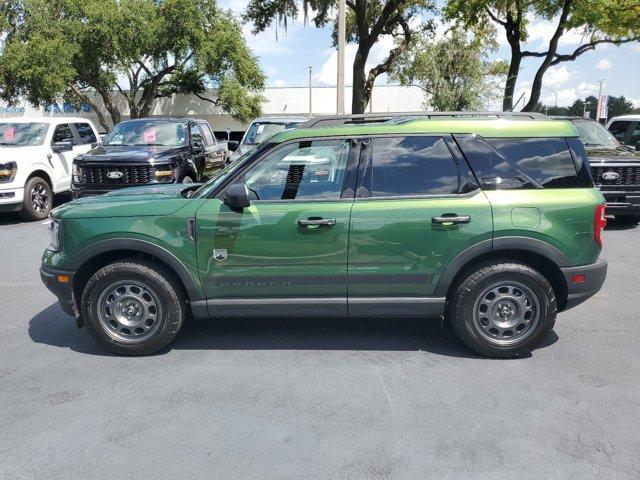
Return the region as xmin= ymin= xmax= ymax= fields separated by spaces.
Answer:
xmin=503 ymin=45 xmax=521 ymax=111
xmin=352 ymin=48 xmax=369 ymax=114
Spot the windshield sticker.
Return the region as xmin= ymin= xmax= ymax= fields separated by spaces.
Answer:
xmin=4 ymin=126 xmax=15 ymax=142
xmin=143 ymin=128 xmax=157 ymax=144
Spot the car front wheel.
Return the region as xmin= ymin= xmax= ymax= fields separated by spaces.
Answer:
xmin=20 ymin=177 xmax=52 ymax=221
xmin=80 ymin=260 xmax=185 ymax=355
xmin=448 ymin=261 xmax=557 ymax=358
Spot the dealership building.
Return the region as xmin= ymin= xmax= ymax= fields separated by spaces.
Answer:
xmin=0 ymin=85 xmax=426 ymax=136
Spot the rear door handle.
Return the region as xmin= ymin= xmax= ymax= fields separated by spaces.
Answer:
xmin=298 ymin=217 xmax=337 ymax=229
xmin=431 ymin=214 xmax=471 ymax=225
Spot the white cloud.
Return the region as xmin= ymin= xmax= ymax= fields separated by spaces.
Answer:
xmin=271 ymin=79 xmax=286 ymax=87
xmin=630 ymin=98 xmax=640 ymax=108
xmin=525 ymin=14 xmax=586 ymax=49
xmin=543 ymin=65 xmax=572 ymax=88
xmin=596 ymin=58 xmax=612 ymax=70
xmin=314 ymin=34 xmax=397 ymax=86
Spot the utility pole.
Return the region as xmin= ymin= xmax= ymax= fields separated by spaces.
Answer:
xmin=308 ymin=65 xmax=313 ymax=115
xmin=336 ymin=0 xmax=346 ymax=115
xmin=544 ymin=86 xmax=558 ymax=107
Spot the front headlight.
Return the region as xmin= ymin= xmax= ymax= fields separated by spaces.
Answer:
xmin=48 ymin=218 xmax=63 ymax=252
xmin=72 ymin=162 xmax=83 ymax=183
xmin=0 ymin=162 xmax=17 ymax=183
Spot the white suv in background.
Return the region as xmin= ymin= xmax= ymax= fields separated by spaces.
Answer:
xmin=0 ymin=117 xmax=100 ymax=220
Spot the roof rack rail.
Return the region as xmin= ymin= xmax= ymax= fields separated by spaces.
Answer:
xmin=298 ymin=111 xmax=548 ymax=128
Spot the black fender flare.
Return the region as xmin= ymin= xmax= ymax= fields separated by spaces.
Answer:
xmin=68 ymin=238 xmax=203 ymax=301
xmin=434 ymin=236 xmax=571 ymax=297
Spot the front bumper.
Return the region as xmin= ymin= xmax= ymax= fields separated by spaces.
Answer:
xmin=0 ymin=186 xmax=24 ymax=211
xmin=40 ymin=265 xmax=77 ymax=317
xmin=598 ymin=188 xmax=640 ymax=215
xmin=561 ymin=259 xmax=608 ymax=310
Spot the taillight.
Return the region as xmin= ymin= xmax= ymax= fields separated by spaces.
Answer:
xmin=594 ymin=204 xmax=607 ymax=247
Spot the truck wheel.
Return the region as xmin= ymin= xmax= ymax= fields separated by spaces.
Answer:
xmin=181 ymin=175 xmax=194 ymax=183
xmin=615 ymin=214 xmax=640 ymax=225
xmin=448 ymin=262 xmax=557 ymax=358
xmin=80 ymin=260 xmax=185 ymax=355
xmin=20 ymin=177 xmax=52 ymax=221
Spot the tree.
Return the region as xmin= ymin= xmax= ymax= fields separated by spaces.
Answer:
xmin=445 ymin=0 xmax=640 ymax=111
xmin=390 ymin=27 xmax=508 ymax=110
xmin=0 ymin=0 xmax=265 ymax=131
xmin=244 ymin=0 xmax=435 ymax=114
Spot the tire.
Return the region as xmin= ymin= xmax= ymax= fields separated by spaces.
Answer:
xmin=615 ymin=214 xmax=640 ymax=225
xmin=181 ymin=175 xmax=194 ymax=184
xmin=448 ymin=261 xmax=557 ymax=358
xmin=20 ymin=177 xmax=52 ymax=221
xmin=80 ymin=260 xmax=185 ymax=355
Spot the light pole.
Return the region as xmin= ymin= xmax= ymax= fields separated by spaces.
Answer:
xmin=336 ymin=0 xmax=345 ymax=115
xmin=308 ymin=65 xmax=313 ymax=115
xmin=543 ymin=86 xmax=558 ymax=107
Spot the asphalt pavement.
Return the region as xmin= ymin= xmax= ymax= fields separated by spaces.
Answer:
xmin=0 ymin=211 xmax=638 ymax=479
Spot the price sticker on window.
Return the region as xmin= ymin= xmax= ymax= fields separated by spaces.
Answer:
xmin=4 ymin=126 xmax=15 ymax=142
xmin=143 ymin=128 xmax=157 ymax=144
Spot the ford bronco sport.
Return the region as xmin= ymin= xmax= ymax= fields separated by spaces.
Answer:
xmin=41 ymin=118 xmax=607 ymax=357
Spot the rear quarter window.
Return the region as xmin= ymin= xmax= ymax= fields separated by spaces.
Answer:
xmin=456 ymin=136 xmax=580 ymax=189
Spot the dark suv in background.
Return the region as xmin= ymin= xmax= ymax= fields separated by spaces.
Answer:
xmin=556 ymin=117 xmax=640 ymax=223
xmin=71 ymin=117 xmax=228 ymax=198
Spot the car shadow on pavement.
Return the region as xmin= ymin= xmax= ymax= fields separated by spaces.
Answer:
xmin=604 ymin=217 xmax=639 ymax=231
xmin=0 ymin=193 xmax=73 ymax=226
xmin=29 ymin=303 xmax=558 ymax=359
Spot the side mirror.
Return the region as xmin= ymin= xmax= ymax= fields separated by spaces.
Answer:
xmin=224 ymin=183 xmax=250 ymax=210
xmin=227 ymin=140 xmax=239 ymax=152
xmin=192 ymin=139 xmax=205 ymax=152
xmin=51 ymin=141 xmax=73 ymax=153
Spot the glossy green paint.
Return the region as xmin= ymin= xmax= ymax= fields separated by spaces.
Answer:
xmin=273 ymin=118 xmax=579 ymax=143
xmin=486 ymin=188 xmax=605 ymax=266
xmin=348 ymin=191 xmax=493 ymax=296
xmin=42 ymin=121 xmax=604 ymax=308
xmin=195 ymin=198 xmax=352 ymax=300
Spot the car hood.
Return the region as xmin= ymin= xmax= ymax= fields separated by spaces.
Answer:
xmin=51 ymin=183 xmax=201 ymax=219
xmin=77 ymin=145 xmax=187 ymax=164
xmin=586 ymin=145 xmax=640 ymax=163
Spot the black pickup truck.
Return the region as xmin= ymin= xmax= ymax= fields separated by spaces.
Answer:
xmin=558 ymin=117 xmax=640 ymax=223
xmin=71 ymin=117 xmax=228 ymax=198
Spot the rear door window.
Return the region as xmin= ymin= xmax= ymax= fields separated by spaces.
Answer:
xmin=200 ymin=123 xmax=216 ymax=146
xmin=74 ymin=123 xmax=97 ymax=144
xmin=368 ymin=136 xmax=460 ymax=196
xmin=456 ymin=136 xmax=579 ymax=189
xmin=52 ymin=124 xmax=74 ymax=144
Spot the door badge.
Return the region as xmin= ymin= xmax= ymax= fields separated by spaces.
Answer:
xmin=213 ymin=249 xmax=228 ymax=262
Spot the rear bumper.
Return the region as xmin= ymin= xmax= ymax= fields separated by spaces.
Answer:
xmin=561 ymin=259 xmax=607 ymax=310
xmin=40 ymin=265 xmax=77 ymax=316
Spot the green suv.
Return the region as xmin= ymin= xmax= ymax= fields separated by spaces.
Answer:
xmin=40 ymin=118 xmax=608 ymax=357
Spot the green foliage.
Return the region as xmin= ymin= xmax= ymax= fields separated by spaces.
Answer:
xmin=0 ymin=0 xmax=265 ymax=129
xmin=534 ymin=95 xmax=635 ymax=118
xmin=390 ymin=28 xmax=508 ymax=111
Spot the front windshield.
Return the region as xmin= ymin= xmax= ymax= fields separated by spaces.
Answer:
xmin=572 ymin=119 xmax=619 ymax=148
xmin=244 ymin=122 xmax=298 ymax=145
xmin=0 ymin=122 xmax=48 ymax=146
xmin=103 ymin=120 xmax=187 ymax=147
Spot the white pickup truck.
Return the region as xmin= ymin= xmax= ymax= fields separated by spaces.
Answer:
xmin=0 ymin=117 xmax=100 ymax=220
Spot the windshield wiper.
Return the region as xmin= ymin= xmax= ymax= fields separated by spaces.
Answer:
xmin=0 ymin=142 xmax=16 ymax=146
xmin=133 ymin=143 xmax=170 ymax=147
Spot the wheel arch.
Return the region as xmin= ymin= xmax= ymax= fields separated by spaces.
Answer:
xmin=436 ymin=237 xmax=570 ymax=311
xmin=26 ymin=169 xmax=53 ymax=189
xmin=69 ymin=239 xmax=202 ymax=307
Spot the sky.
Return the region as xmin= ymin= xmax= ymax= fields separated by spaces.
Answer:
xmin=220 ymin=0 xmax=640 ymax=111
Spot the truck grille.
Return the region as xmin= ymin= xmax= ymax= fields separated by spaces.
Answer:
xmin=591 ymin=166 xmax=640 ymax=187
xmin=83 ymin=166 xmax=152 ymax=186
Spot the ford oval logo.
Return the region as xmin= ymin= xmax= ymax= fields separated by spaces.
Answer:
xmin=107 ymin=170 xmax=124 ymax=179
xmin=602 ymin=171 xmax=620 ymax=181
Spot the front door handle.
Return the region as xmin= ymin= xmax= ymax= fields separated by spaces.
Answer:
xmin=431 ymin=214 xmax=471 ymax=225
xmin=298 ymin=217 xmax=337 ymax=229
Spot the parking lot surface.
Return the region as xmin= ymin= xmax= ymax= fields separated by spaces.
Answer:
xmin=1 ymin=213 xmax=639 ymax=480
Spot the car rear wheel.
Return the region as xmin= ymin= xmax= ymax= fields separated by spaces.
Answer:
xmin=80 ymin=260 xmax=185 ymax=355
xmin=20 ymin=177 xmax=52 ymax=221
xmin=448 ymin=261 xmax=557 ymax=358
